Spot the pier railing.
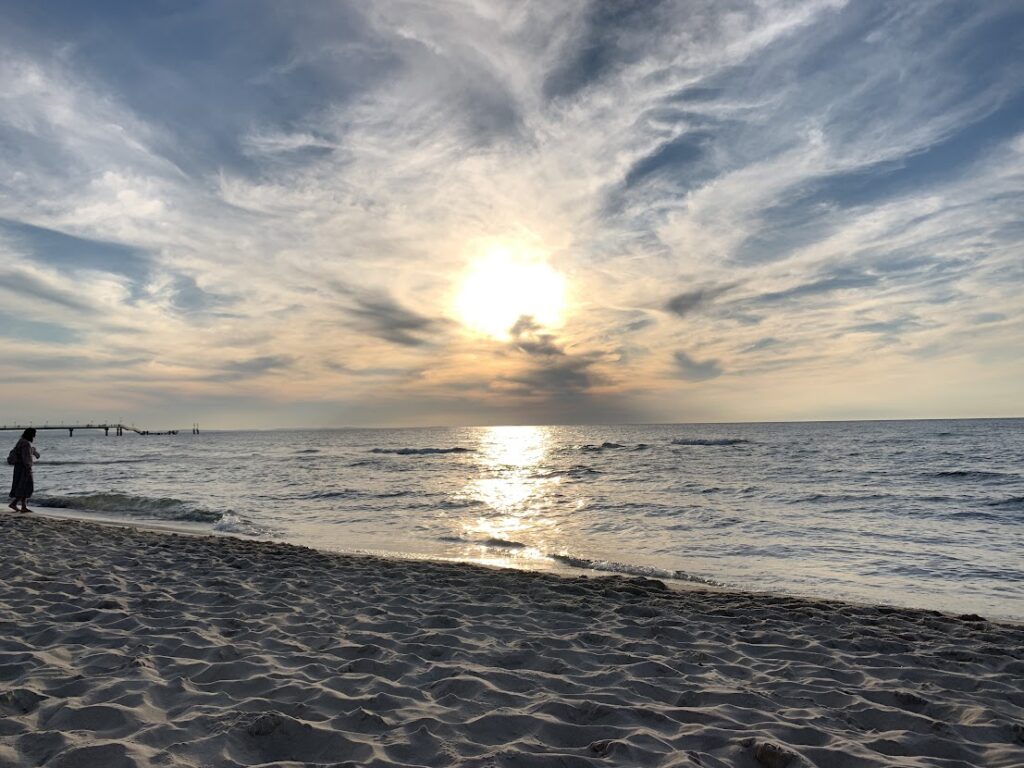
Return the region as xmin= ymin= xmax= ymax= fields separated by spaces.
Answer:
xmin=0 ymin=424 xmax=179 ymax=436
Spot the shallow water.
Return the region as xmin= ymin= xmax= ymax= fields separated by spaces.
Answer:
xmin=12 ymin=419 xmax=1024 ymax=619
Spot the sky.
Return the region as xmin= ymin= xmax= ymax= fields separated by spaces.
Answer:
xmin=0 ymin=0 xmax=1022 ymax=429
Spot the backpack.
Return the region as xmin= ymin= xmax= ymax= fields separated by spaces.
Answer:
xmin=6 ymin=446 xmax=18 ymax=466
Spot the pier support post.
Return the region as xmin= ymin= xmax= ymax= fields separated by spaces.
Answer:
xmin=68 ymin=428 xmax=73 ymax=437
xmin=104 ymin=427 xmax=109 ymax=436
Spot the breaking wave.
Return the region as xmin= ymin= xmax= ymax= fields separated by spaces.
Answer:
xmin=35 ymin=493 xmax=222 ymax=523
xmin=213 ymin=514 xmax=271 ymax=537
xmin=550 ymin=554 xmax=722 ymax=586
xmin=436 ymin=534 xmax=529 ymax=549
xmin=437 ymin=536 xmax=722 ymax=582
xmin=483 ymin=537 xmax=528 ymax=549
xmin=578 ymin=442 xmax=625 ymax=452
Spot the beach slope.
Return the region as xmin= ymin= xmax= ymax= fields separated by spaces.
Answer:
xmin=1 ymin=516 xmax=1022 ymax=767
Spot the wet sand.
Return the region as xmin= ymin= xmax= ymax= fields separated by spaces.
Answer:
xmin=1 ymin=514 xmax=1022 ymax=767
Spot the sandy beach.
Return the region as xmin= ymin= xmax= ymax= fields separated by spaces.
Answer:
xmin=1 ymin=515 xmax=1022 ymax=768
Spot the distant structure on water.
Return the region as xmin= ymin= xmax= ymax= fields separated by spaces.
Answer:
xmin=0 ymin=423 xmax=180 ymax=437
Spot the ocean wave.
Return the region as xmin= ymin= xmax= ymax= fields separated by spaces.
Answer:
xmin=294 ymin=448 xmax=321 ymax=454
xmin=931 ymin=470 xmax=1007 ymax=480
xmin=213 ymin=514 xmax=270 ymax=537
xmin=550 ymin=554 xmax=721 ymax=585
xmin=534 ymin=465 xmax=603 ymax=480
xmin=671 ymin=438 xmax=750 ymax=446
xmin=369 ymin=447 xmax=473 ymax=456
xmin=436 ymin=534 xmax=528 ymax=549
xmin=576 ymin=442 xmax=655 ymax=452
xmin=943 ymin=509 xmax=1010 ymax=522
xmin=793 ymin=492 xmax=891 ymax=504
xmin=303 ymin=488 xmax=415 ymax=501
xmin=483 ymin=537 xmax=527 ymax=549
xmin=578 ymin=442 xmax=625 ymax=452
xmin=35 ymin=493 xmax=222 ymax=522
xmin=986 ymin=496 xmax=1024 ymax=509
xmin=566 ymin=465 xmax=602 ymax=478
xmin=438 ymin=497 xmax=485 ymax=510
xmin=303 ymin=488 xmax=363 ymax=500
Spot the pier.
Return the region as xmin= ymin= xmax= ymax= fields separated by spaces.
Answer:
xmin=0 ymin=424 xmax=179 ymax=437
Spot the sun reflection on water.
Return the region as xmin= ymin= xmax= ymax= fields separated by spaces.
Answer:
xmin=457 ymin=426 xmax=558 ymax=565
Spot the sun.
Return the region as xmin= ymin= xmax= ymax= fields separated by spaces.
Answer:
xmin=454 ymin=244 xmax=568 ymax=339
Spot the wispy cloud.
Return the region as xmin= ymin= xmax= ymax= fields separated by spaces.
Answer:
xmin=0 ymin=1 xmax=1021 ymax=426
xmin=665 ymin=283 xmax=736 ymax=318
xmin=207 ymin=355 xmax=294 ymax=382
xmin=343 ymin=290 xmax=447 ymax=348
xmin=674 ymin=350 xmax=724 ymax=382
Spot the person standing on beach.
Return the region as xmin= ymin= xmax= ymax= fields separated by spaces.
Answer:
xmin=8 ymin=428 xmax=39 ymax=514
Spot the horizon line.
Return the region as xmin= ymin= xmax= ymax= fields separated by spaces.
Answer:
xmin=4 ymin=415 xmax=1021 ymax=433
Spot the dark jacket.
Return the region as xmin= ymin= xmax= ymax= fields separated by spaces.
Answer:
xmin=14 ymin=438 xmax=34 ymax=469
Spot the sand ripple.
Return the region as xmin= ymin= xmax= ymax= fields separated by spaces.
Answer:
xmin=1 ymin=516 xmax=1022 ymax=767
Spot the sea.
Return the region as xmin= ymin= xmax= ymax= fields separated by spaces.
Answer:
xmin=12 ymin=419 xmax=1024 ymax=621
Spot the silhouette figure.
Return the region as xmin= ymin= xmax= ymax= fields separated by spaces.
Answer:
xmin=8 ymin=428 xmax=39 ymax=514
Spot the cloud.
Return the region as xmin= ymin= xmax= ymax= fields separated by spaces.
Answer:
xmin=751 ymin=269 xmax=880 ymax=304
xmin=974 ymin=312 xmax=1006 ymax=325
xmin=242 ymin=131 xmax=337 ymax=157
xmin=0 ymin=218 xmax=151 ymax=286
xmin=542 ymin=0 xmax=669 ymax=101
xmin=0 ymin=1 xmax=1022 ymax=425
xmin=0 ymin=267 xmax=97 ymax=314
xmin=623 ymin=131 xmax=713 ymax=189
xmin=207 ymin=355 xmax=294 ymax=382
xmin=504 ymin=315 xmax=601 ymax=395
xmin=674 ymin=350 xmax=723 ymax=381
xmin=616 ymin=315 xmax=655 ymax=335
xmin=168 ymin=274 xmax=234 ymax=315
xmin=742 ymin=336 xmax=781 ymax=354
xmin=506 ymin=355 xmax=595 ymax=395
xmin=344 ymin=290 xmax=444 ymax=347
xmin=665 ymin=283 xmax=735 ymax=318
xmin=0 ymin=311 xmax=81 ymax=345
xmin=848 ymin=316 xmax=924 ymax=336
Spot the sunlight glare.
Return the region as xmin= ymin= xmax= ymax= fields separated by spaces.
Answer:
xmin=458 ymin=426 xmax=558 ymax=561
xmin=454 ymin=245 xmax=567 ymax=339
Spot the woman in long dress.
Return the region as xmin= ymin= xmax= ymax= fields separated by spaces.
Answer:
xmin=8 ymin=428 xmax=39 ymax=514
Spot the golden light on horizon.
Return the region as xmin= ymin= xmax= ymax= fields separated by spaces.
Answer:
xmin=453 ymin=244 xmax=567 ymax=339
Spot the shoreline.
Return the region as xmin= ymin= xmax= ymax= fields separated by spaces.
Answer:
xmin=23 ymin=504 xmax=731 ymax=592
xmin=2 ymin=514 xmax=1023 ymax=767
xmin=19 ymin=505 xmax=1024 ymax=624
xmin=13 ymin=509 xmax=1023 ymax=627
xmin=25 ymin=505 xmax=1024 ymax=624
